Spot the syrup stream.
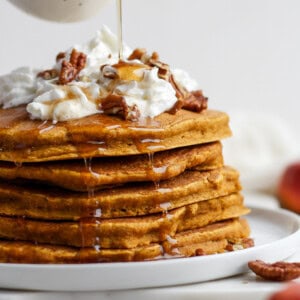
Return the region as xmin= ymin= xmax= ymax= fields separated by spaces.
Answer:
xmin=117 ymin=0 xmax=124 ymax=60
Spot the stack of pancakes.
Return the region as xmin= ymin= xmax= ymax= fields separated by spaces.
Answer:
xmin=0 ymin=106 xmax=252 ymax=263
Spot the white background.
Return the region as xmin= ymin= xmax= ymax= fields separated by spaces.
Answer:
xmin=1 ymin=0 xmax=300 ymax=136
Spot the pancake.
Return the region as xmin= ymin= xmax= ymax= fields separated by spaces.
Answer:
xmin=0 ymin=107 xmax=231 ymax=162
xmin=0 ymin=193 xmax=249 ymax=248
xmin=0 ymin=166 xmax=241 ymax=220
xmin=0 ymin=142 xmax=223 ymax=191
xmin=0 ymin=218 xmax=251 ymax=263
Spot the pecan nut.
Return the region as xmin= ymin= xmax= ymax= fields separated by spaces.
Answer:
xmin=248 ymin=260 xmax=300 ymax=281
xmin=100 ymin=94 xmax=140 ymax=121
xmin=182 ymin=90 xmax=208 ymax=112
xmin=128 ymin=48 xmax=171 ymax=81
xmin=56 ymin=52 xmax=66 ymax=62
xmin=37 ymin=69 xmax=58 ymax=80
xmin=128 ymin=48 xmax=208 ymax=114
xmin=195 ymin=248 xmax=205 ymax=256
xmin=58 ymin=49 xmax=87 ymax=85
xmin=226 ymin=238 xmax=254 ymax=252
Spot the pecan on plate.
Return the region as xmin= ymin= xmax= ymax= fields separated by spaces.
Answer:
xmin=226 ymin=238 xmax=254 ymax=252
xmin=100 ymin=94 xmax=140 ymax=121
xmin=58 ymin=49 xmax=87 ymax=85
xmin=248 ymin=260 xmax=300 ymax=281
xmin=241 ymin=238 xmax=255 ymax=249
xmin=195 ymin=248 xmax=206 ymax=256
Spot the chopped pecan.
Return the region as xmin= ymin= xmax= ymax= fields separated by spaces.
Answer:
xmin=37 ymin=69 xmax=58 ymax=80
xmin=242 ymin=238 xmax=254 ymax=249
xmin=248 ymin=260 xmax=300 ymax=281
xmin=56 ymin=52 xmax=66 ymax=62
xmin=101 ymin=64 xmax=118 ymax=79
xmin=182 ymin=90 xmax=208 ymax=112
xmin=169 ymin=86 xmax=208 ymax=115
xmin=225 ymin=243 xmax=234 ymax=252
xmin=59 ymin=61 xmax=78 ymax=85
xmin=150 ymin=59 xmax=171 ymax=81
xmin=128 ymin=48 xmax=147 ymax=61
xmin=151 ymin=51 xmax=159 ymax=61
xmin=69 ymin=49 xmax=86 ymax=73
xmin=128 ymin=48 xmax=208 ymax=115
xmin=128 ymin=48 xmax=171 ymax=80
xmin=58 ymin=49 xmax=87 ymax=85
xmin=195 ymin=248 xmax=205 ymax=256
xmin=100 ymin=94 xmax=140 ymax=121
xmin=226 ymin=238 xmax=254 ymax=252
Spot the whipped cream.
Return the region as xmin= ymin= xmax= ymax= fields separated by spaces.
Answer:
xmin=172 ymin=69 xmax=199 ymax=92
xmin=0 ymin=67 xmax=40 ymax=108
xmin=0 ymin=26 xmax=198 ymax=122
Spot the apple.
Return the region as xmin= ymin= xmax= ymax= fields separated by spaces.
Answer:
xmin=278 ymin=162 xmax=300 ymax=214
xmin=269 ymin=284 xmax=300 ymax=300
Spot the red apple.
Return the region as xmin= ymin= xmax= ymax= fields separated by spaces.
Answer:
xmin=278 ymin=162 xmax=300 ymax=214
xmin=269 ymin=284 xmax=300 ymax=300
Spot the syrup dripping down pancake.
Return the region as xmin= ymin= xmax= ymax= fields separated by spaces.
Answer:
xmin=0 ymin=167 xmax=241 ymax=220
xmin=0 ymin=193 xmax=249 ymax=248
xmin=0 ymin=218 xmax=250 ymax=263
xmin=0 ymin=142 xmax=223 ymax=191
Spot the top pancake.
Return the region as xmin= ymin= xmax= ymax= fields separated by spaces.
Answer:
xmin=0 ymin=106 xmax=231 ymax=162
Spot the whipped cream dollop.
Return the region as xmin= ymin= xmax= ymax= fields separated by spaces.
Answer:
xmin=0 ymin=67 xmax=40 ymax=108
xmin=0 ymin=26 xmax=199 ymax=122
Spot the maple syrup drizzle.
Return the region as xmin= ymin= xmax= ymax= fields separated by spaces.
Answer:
xmin=117 ymin=0 xmax=124 ymax=60
xmin=79 ymin=156 xmax=102 ymax=259
xmin=14 ymin=161 xmax=22 ymax=168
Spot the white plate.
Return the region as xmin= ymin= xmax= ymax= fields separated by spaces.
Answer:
xmin=0 ymin=206 xmax=299 ymax=292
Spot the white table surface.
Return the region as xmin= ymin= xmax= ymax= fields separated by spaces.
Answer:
xmin=0 ymin=192 xmax=298 ymax=300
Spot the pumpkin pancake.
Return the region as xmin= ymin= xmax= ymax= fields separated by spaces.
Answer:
xmin=0 ymin=193 xmax=249 ymax=248
xmin=0 ymin=218 xmax=251 ymax=263
xmin=0 ymin=142 xmax=223 ymax=191
xmin=0 ymin=166 xmax=241 ymax=220
xmin=0 ymin=107 xmax=231 ymax=162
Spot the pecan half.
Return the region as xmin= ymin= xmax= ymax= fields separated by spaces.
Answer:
xmin=100 ymin=94 xmax=140 ymax=121
xmin=58 ymin=49 xmax=87 ymax=85
xmin=59 ymin=61 xmax=78 ymax=85
xmin=248 ymin=260 xmax=300 ymax=281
